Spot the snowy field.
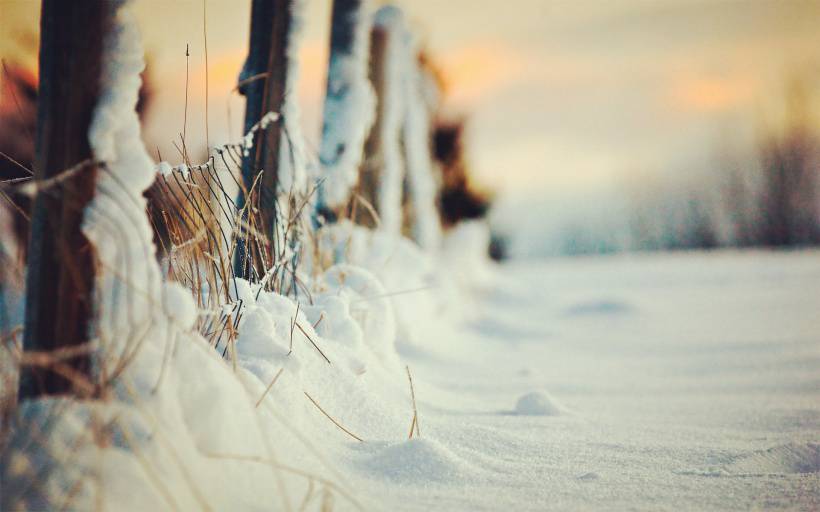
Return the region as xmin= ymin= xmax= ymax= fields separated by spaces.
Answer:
xmin=353 ymin=249 xmax=820 ymax=510
xmin=6 ymin=231 xmax=820 ymax=511
xmin=3 ymin=7 xmax=818 ymax=508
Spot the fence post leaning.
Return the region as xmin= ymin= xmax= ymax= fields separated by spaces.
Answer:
xmin=19 ymin=0 xmax=108 ymax=400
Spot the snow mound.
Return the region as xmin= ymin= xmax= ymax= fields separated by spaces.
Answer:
xmin=514 ymin=391 xmax=564 ymax=416
xmin=357 ymin=438 xmax=477 ymax=484
xmin=724 ymin=443 xmax=820 ymax=475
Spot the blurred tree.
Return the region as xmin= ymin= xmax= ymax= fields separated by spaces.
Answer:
xmin=757 ymin=79 xmax=819 ymax=246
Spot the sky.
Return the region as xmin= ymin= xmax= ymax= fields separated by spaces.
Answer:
xmin=2 ymin=0 xmax=820 ymax=199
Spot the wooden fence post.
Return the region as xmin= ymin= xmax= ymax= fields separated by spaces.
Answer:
xmin=356 ymin=6 xmax=405 ymax=233
xmin=401 ymin=48 xmax=443 ymax=249
xmin=19 ymin=0 xmax=108 ymax=399
xmin=353 ymin=22 xmax=388 ymax=227
xmin=315 ymin=0 xmax=374 ymax=222
xmin=236 ymin=0 xmax=293 ymax=279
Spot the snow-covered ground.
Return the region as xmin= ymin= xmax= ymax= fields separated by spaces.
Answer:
xmin=353 ymin=249 xmax=820 ymax=510
xmin=5 ymin=234 xmax=820 ymax=510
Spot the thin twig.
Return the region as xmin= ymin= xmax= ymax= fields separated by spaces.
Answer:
xmin=202 ymin=0 xmax=209 ymax=150
xmin=303 ymin=392 xmax=363 ymax=442
xmin=294 ymin=321 xmax=330 ymax=364
xmin=406 ymin=365 xmax=420 ymax=438
xmin=255 ymin=367 xmax=284 ymax=408
xmin=0 ymin=150 xmax=33 ymax=176
xmin=183 ymin=43 xmax=190 ymax=162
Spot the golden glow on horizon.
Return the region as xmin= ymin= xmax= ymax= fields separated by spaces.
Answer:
xmin=2 ymin=0 xmax=820 ymax=192
xmin=436 ymin=42 xmax=529 ymax=107
xmin=669 ymin=74 xmax=757 ymax=114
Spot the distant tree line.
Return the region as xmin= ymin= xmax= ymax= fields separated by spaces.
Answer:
xmin=526 ymin=79 xmax=820 ymax=258
xmin=631 ymin=80 xmax=818 ymax=252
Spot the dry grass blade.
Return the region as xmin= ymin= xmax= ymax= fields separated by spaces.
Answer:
xmin=0 ymin=150 xmax=34 ymax=177
xmin=294 ymin=321 xmax=330 ymax=364
xmin=288 ymin=302 xmax=300 ymax=354
xmin=406 ymin=365 xmax=420 ymax=438
xmin=203 ymin=451 xmax=364 ymax=511
xmin=303 ymin=392 xmax=364 ymax=443
xmin=349 ymin=285 xmax=436 ymax=305
xmin=255 ymin=367 xmax=285 ymax=408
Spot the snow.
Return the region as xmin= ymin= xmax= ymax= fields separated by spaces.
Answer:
xmin=11 ymin=220 xmax=820 ymax=509
xmin=156 ymin=160 xmax=173 ymax=176
xmin=355 ymin=438 xmax=479 ymax=484
xmin=371 ymin=249 xmax=820 ymax=510
xmin=514 ymin=391 xmax=564 ymax=416
xmin=242 ymin=111 xmax=281 ymax=153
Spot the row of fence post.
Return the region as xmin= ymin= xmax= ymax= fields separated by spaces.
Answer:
xmin=20 ymin=0 xmax=444 ymax=399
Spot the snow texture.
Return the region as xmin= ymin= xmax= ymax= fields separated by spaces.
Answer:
xmin=514 ymin=390 xmax=564 ymax=416
xmin=242 ymin=111 xmax=280 ymax=153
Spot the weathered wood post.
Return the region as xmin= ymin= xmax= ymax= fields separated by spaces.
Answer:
xmin=401 ymin=49 xmax=443 ymax=249
xmin=315 ymin=0 xmax=374 ymax=223
xmin=358 ymin=6 xmax=406 ymax=233
xmin=353 ymin=17 xmax=388 ymax=227
xmin=19 ymin=0 xmax=108 ymax=399
xmin=236 ymin=0 xmax=293 ymax=279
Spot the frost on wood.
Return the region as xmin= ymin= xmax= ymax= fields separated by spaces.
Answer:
xmin=317 ymin=0 xmax=376 ymax=210
xmin=372 ymin=5 xmax=408 ymax=235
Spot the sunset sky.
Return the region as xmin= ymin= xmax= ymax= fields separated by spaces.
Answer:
xmin=2 ymin=0 xmax=820 ymax=198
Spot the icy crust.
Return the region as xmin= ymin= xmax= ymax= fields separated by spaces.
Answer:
xmin=318 ymin=0 xmax=376 ymax=209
